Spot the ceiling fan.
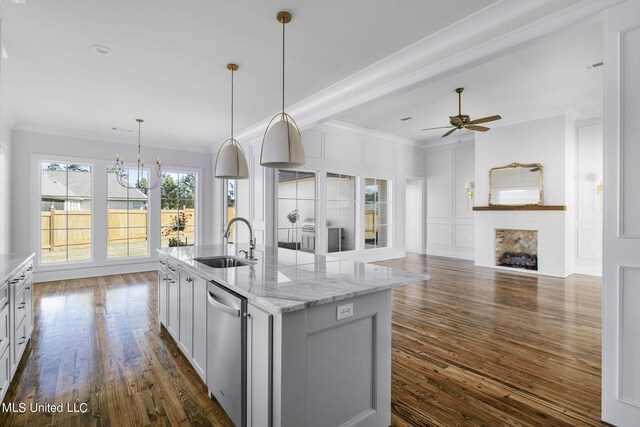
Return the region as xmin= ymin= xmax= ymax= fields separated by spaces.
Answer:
xmin=421 ymin=87 xmax=502 ymax=137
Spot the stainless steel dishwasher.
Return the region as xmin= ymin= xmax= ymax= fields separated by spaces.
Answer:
xmin=207 ymin=281 xmax=247 ymax=427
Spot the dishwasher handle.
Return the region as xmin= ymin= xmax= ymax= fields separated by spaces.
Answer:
xmin=208 ymin=291 xmax=241 ymax=317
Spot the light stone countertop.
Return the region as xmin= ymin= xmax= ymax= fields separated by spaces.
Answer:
xmin=158 ymin=245 xmax=429 ymax=314
xmin=0 ymin=252 xmax=35 ymax=283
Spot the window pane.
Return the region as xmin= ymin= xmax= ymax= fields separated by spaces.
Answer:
xmin=364 ymin=178 xmax=389 ymax=249
xmin=40 ymin=162 xmax=92 ymax=263
xmin=108 ymin=168 xmax=149 ymax=258
xmin=278 ymin=171 xmax=315 ymax=253
xmin=162 ymin=171 xmax=197 ymax=247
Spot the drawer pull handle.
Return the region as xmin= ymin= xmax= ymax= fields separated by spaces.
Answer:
xmin=186 ymin=277 xmax=193 ymax=283
xmin=159 ymin=261 xmax=166 ymax=265
xmin=25 ymin=287 xmax=31 ymax=290
xmin=27 ymin=267 xmax=33 ymax=272
xmin=10 ymin=280 xmax=19 ymax=285
xmin=168 ymin=267 xmax=176 ymax=272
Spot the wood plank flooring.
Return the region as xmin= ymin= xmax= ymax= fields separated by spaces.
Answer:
xmin=378 ymin=255 xmax=603 ymax=427
xmin=0 ymin=256 xmax=603 ymax=426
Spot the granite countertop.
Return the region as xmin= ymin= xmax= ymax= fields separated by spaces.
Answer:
xmin=159 ymin=245 xmax=429 ymax=314
xmin=0 ymin=253 xmax=35 ymax=282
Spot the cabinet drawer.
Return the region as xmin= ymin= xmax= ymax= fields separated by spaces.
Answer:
xmin=13 ymin=320 xmax=28 ymax=367
xmin=158 ymin=256 xmax=168 ymax=271
xmin=14 ymin=286 xmax=27 ymax=333
xmin=166 ymin=259 xmax=178 ymax=276
xmin=0 ymin=304 xmax=8 ymax=358
xmin=0 ymin=346 xmax=9 ymax=400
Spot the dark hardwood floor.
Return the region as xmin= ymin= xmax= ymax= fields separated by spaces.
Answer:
xmin=0 ymin=255 xmax=602 ymax=426
xmin=379 ymin=254 xmax=602 ymax=427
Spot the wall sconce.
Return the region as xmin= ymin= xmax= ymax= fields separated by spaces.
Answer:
xmin=465 ymin=181 xmax=474 ymax=200
xmin=597 ymin=180 xmax=603 ymax=196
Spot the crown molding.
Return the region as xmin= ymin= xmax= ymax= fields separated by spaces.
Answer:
xmin=13 ymin=122 xmax=214 ymax=154
xmin=233 ymin=0 xmax=622 ymax=152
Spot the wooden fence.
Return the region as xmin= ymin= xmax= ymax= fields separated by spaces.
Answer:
xmin=41 ymin=208 xmax=195 ymax=251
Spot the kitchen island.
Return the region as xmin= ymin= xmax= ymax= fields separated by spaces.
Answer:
xmin=158 ymin=245 xmax=428 ymax=427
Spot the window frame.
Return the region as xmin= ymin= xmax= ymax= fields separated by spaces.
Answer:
xmin=363 ymin=176 xmax=392 ymax=250
xmin=276 ymin=169 xmax=318 ymax=253
xmin=160 ymin=167 xmax=201 ymax=248
xmin=107 ymin=166 xmax=151 ymax=259
xmin=325 ymin=171 xmax=358 ymax=254
xmin=35 ymin=155 xmax=95 ymax=266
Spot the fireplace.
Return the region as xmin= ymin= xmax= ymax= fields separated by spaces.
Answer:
xmin=495 ymin=229 xmax=538 ymax=271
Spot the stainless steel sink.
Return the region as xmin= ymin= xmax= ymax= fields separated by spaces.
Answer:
xmin=194 ymin=256 xmax=249 ymax=268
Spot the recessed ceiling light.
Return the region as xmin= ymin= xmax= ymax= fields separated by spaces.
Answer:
xmin=400 ymin=116 xmax=413 ymax=121
xmin=91 ymin=45 xmax=114 ymax=56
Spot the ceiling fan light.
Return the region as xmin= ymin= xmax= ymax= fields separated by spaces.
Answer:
xmin=260 ymin=115 xmax=305 ymax=168
xmin=215 ymin=139 xmax=249 ymax=179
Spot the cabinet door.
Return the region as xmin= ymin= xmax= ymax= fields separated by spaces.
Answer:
xmin=178 ymin=273 xmax=193 ymax=359
xmin=158 ymin=270 xmax=167 ymax=325
xmin=167 ymin=275 xmax=179 ymax=339
xmin=247 ymin=304 xmax=272 ymax=427
xmin=192 ymin=275 xmax=207 ymax=382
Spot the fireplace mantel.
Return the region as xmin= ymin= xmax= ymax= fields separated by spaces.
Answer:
xmin=473 ymin=205 xmax=567 ymax=211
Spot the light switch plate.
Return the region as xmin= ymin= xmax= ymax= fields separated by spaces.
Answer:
xmin=337 ymin=303 xmax=354 ymax=320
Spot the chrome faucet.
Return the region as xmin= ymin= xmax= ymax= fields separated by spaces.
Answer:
xmin=223 ymin=217 xmax=256 ymax=260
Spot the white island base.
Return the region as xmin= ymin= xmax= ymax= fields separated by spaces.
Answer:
xmin=264 ymin=290 xmax=392 ymax=427
xmin=158 ymin=245 xmax=427 ymax=427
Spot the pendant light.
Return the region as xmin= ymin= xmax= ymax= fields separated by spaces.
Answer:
xmin=260 ymin=11 xmax=305 ymax=169
xmin=215 ymin=63 xmax=249 ymax=179
xmin=114 ymin=119 xmax=162 ymax=189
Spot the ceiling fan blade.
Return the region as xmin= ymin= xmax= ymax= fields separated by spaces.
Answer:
xmin=449 ymin=116 xmax=463 ymax=126
xmin=442 ymin=128 xmax=458 ymax=138
xmin=469 ymin=115 xmax=502 ymax=125
xmin=421 ymin=125 xmax=455 ymax=131
xmin=465 ymin=125 xmax=490 ymax=132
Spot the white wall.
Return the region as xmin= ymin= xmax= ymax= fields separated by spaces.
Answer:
xmin=405 ymin=178 xmax=424 ymax=254
xmin=425 ymin=141 xmax=475 ymax=260
xmin=0 ymin=112 xmax=10 ymax=254
xmin=10 ymin=129 xmax=215 ymax=281
xmin=575 ymin=122 xmax=603 ymax=275
xmin=474 ymin=114 xmax=576 ymax=277
xmin=250 ymin=122 xmax=424 ymax=262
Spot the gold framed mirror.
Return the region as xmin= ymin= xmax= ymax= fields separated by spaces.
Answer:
xmin=489 ymin=163 xmax=543 ymax=206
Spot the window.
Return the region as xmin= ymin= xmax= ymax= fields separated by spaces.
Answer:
xmin=161 ymin=171 xmax=196 ymax=247
xmin=278 ymin=170 xmax=316 ymax=252
xmin=326 ymin=173 xmax=356 ymax=252
xmin=40 ymin=162 xmax=92 ymax=263
xmin=107 ymin=168 xmax=149 ymax=258
xmin=225 ymin=179 xmax=236 ymax=243
xmin=364 ymin=178 xmax=389 ymax=249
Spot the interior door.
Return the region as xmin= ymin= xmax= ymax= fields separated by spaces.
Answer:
xmin=602 ymin=0 xmax=640 ymax=424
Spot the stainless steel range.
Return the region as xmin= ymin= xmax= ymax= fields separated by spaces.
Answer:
xmin=300 ymin=218 xmax=315 ymax=252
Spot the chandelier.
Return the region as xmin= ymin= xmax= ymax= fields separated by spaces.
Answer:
xmin=114 ymin=118 xmax=162 ymax=190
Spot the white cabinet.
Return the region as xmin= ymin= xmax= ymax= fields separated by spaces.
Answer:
xmin=167 ymin=273 xmax=179 ymax=339
xmin=192 ymin=275 xmax=207 ymax=382
xmin=158 ymin=256 xmax=168 ymax=325
xmin=247 ymin=303 xmax=272 ymax=427
xmin=0 ymin=253 xmax=34 ymax=403
xmin=178 ymin=268 xmax=193 ymax=359
xmin=158 ymin=257 xmax=207 ymax=384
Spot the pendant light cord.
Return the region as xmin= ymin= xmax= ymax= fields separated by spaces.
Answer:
xmin=231 ymin=67 xmax=234 ymax=139
xmin=282 ymin=18 xmax=286 ymax=113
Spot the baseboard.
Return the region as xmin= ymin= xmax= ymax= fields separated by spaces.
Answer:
xmin=426 ymin=247 xmax=474 ymax=261
xmin=34 ymin=261 xmax=158 ymax=282
xmin=574 ymin=264 xmax=602 ymax=277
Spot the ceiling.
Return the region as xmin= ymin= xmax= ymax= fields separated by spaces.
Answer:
xmin=1 ymin=0 xmax=497 ymax=149
xmin=335 ymin=22 xmax=604 ymax=144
